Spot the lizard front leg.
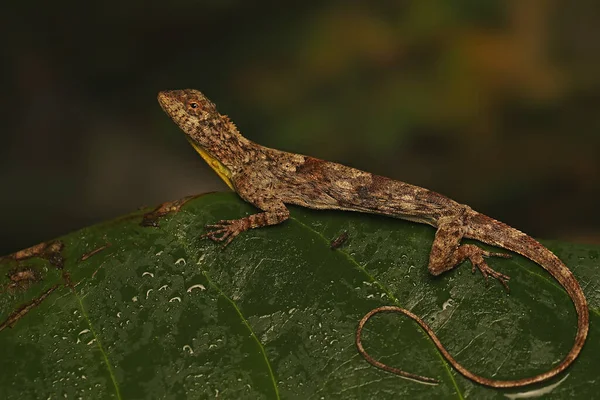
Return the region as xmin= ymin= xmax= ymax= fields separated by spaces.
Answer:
xmin=429 ymin=213 xmax=512 ymax=290
xmin=202 ymin=197 xmax=290 ymax=247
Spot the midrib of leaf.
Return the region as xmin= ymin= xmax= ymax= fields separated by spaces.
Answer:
xmin=201 ymin=270 xmax=281 ymax=400
xmin=73 ymin=289 xmax=122 ymax=399
xmin=508 ymin=254 xmax=563 ymax=292
xmin=289 ymin=216 xmax=465 ymax=400
xmin=167 ymin=216 xmax=281 ymax=400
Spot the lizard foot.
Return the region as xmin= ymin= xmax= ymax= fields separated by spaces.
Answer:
xmin=201 ymin=219 xmax=245 ymax=247
xmin=464 ymin=245 xmax=512 ymax=292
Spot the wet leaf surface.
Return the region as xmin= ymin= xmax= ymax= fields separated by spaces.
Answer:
xmin=1 ymin=192 xmax=598 ymax=399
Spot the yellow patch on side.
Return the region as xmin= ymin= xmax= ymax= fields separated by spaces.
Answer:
xmin=188 ymin=139 xmax=234 ymax=190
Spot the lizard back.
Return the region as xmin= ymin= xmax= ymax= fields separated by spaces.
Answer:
xmin=251 ymin=150 xmax=462 ymax=226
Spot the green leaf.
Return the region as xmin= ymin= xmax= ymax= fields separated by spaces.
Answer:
xmin=1 ymin=192 xmax=598 ymax=399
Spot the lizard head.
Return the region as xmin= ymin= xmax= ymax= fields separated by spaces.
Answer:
xmin=157 ymin=89 xmax=220 ymax=135
xmin=158 ymin=89 xmax=241 ymax=190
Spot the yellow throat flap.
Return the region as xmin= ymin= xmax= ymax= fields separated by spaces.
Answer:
xmin=187 ymin=139 xmax=234 ymax=190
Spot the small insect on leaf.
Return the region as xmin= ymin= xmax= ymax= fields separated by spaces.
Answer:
xmin=330 ymin=231 xmax=349 ymax=249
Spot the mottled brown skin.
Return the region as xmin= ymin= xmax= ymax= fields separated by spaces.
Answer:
xmin=158 ymin=89 xmax=588 ymax=388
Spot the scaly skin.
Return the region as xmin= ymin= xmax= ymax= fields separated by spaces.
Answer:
xmin=158 ymin=89 xmax=588 ymax=388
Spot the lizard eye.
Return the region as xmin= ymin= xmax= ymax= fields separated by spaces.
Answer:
xmin=190 ymin=102 xmax=199 ymax=109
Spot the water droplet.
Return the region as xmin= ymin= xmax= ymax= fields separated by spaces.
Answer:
xmin=187 ymin=284 xmax=206 ymax=293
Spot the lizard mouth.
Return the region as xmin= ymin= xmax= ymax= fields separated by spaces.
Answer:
xmin=157 ymin=90 xmax=187 ymax=129
xmin=157 ymin=91 xmax=172 ymax=113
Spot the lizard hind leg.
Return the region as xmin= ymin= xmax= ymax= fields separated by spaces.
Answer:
xmin=428 ymin=216 xmax=512 ymax=291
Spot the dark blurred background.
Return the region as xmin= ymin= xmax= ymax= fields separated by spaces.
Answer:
xmin=2 ymin=0 xmax=599 ymax=256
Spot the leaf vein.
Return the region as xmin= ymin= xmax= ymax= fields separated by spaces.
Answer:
xmin=289 ymin=216 xmax=464 ymax=399
xmin=202 ymin=270 xmax=281 ymax=400
xmin=73 ymin=289 xmax=122 ymax=399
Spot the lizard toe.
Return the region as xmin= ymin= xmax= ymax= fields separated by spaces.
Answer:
xmin=473 ymin=259 xmax=511 ymax=292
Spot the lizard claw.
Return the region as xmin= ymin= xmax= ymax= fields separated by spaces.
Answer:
xmin=471 ymin=254 xmax=511 ymax=292
xmin=201 ymin=219 xmax=244 ymax=247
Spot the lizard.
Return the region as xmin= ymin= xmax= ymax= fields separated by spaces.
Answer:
xmin=157 ymin=88 xmax=589 ymax=388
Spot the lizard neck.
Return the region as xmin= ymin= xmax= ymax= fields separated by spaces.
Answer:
xmin=186 ymin=115 xmax=256 ymax=188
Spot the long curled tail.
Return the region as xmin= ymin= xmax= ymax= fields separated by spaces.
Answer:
xmin=356 ymin=212 xmax=588 ymax=388
xmin=356 ymin=306 xmax=441 ymax=385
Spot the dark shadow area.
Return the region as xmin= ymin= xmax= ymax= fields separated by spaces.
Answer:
xmin=2 ymin=1 xmax=599 ymax=255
